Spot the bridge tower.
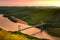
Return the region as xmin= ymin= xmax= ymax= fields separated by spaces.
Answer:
xmin=18 ymin=25 xmax=21 ymax=32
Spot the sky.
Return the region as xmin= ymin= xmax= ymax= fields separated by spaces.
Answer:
xmin=0 ymin=0 xmax=60 ymax=7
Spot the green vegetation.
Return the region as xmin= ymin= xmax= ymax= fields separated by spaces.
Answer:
xmin=0 ymin=7 xmax=60 ymax=28
xmin=0 ymin=30 xmax=29 ymax=40
xmin=46 ymin=28 xmax=60 ymax=37
xmin=0 ymin=7 xmax=60 ymax=38
xmin=0 ymin=6 xmax=60 ymax=40
xmin=0 ymin=28 xmax=48 ymax=40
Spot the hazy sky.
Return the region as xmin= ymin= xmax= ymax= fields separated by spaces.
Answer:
xmin=0 ymin=0 xmax=60 ymax=7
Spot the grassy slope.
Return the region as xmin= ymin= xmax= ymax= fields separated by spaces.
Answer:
xmin=0 ymin=29 xmax=48 ymax=40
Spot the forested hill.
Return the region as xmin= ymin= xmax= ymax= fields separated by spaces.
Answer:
xmin=0 ymin=6 xmax=60 ymax=28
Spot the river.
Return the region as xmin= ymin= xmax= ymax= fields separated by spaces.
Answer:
xmin=0 ymin=14 xmax=60 ymax=40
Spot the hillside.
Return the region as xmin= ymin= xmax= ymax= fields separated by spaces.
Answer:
xmin=46 ymin=28 xmax=60 ymax=37
xmin=0 ymin=7 xmax=60 ymax=28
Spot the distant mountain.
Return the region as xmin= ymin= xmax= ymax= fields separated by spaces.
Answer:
xmin=0 ymin=6 xmax=58 ymax=8
xmin=35 ymin=6 xmax=57 ymax=8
